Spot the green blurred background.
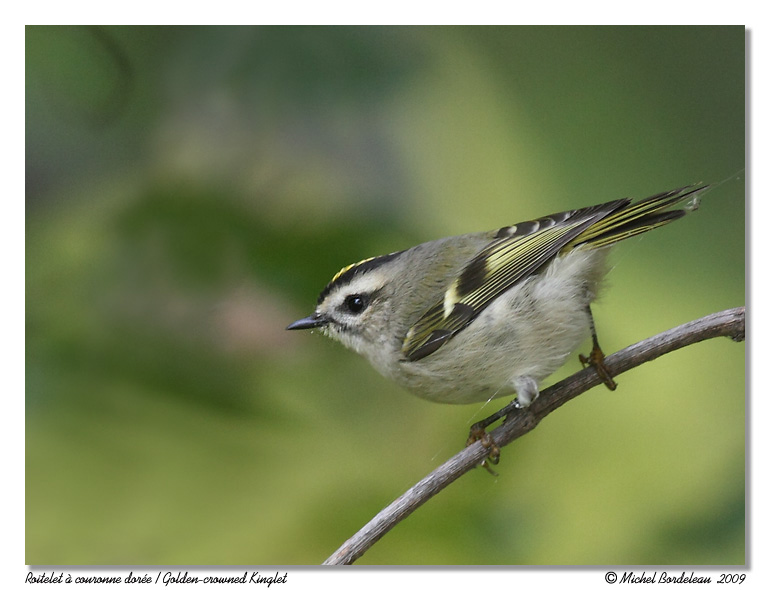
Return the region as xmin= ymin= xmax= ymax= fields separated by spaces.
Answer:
xmin=26 ymin=26 xmax=745 ymax=565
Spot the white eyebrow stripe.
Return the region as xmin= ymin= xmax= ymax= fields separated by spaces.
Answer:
xmin=325 ymin=270 xmax=388 ymax=306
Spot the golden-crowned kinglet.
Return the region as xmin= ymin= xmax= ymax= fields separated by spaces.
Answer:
xmin=288 ymin=185 xmax=706 ymax=409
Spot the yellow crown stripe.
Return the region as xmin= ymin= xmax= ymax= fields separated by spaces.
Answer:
xmin=331 ymin=256 xmax=378 ymax=283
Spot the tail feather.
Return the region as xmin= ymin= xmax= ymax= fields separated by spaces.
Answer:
xmin=569 ymin=184 xmax=708 ymax=250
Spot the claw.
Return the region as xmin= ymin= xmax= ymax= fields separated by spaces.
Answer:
xmin=472 ymin=430 xmax=500 ymax=475
xmin=466 ymin=399 xmax=522 ymax=475
xmin=580 ymin=341 xmax=617 ymax=391
xmin=467 ymin=423 xmax=500 ymax=472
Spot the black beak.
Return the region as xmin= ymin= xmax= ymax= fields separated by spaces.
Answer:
xmin=286 ymin=314 xmax=328 ymax=331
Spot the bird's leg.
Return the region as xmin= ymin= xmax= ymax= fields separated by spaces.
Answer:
xmin=467 ymin=403 xmax=511 ymax=474
xmin=579 ymin=305 xmax=617 ymax=391
xmin=466 ymin=377 xmax=539 ymax=474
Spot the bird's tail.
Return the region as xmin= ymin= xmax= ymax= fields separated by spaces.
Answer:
xmin=568 ymin=184 xmax=709 ymax=251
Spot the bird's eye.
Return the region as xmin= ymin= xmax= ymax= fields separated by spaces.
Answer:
xmin=343 ymin=294 xmax=368 ymax=315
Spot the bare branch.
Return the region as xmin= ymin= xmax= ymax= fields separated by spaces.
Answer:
xmin=322 ymin=306 xmax=745 ymax=565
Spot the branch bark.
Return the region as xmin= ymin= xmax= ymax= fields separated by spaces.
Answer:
xmin=322 ymin=306 xmax=745 ymax=566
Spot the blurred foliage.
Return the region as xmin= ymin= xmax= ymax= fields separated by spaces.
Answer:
xmin=26 ymin=25 xmax=745 ymax=565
